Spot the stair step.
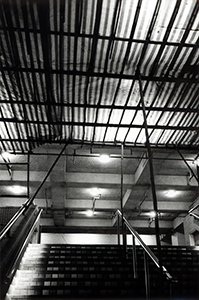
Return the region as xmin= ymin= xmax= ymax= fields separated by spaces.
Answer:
xmin=7 ymin=244 xmax=145 ymax=299
xmin=7 ymin=244 xmax=199 ymax=299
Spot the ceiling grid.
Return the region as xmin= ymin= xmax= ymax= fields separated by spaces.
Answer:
xmin=0 ymin=0 xmax=198 ymax=152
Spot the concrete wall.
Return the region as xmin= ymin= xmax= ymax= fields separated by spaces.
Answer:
xmin=41 ymin=233 xmax=157 ymax=245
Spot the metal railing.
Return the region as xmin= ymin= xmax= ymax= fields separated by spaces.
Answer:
xmin=5 ymin=208 xmax=43 ymax=279
xmin=117 ymin=210 xmax=172 ymax=280
xmin=0 ymin=206 xmax=43 ymax=299
xmin=0 ymin=201 xmax=30 ymax=241
xmin=117 ymin=209 xmax=175 ymax=298
xmin=0 ymin=143 xmax=68 ymax=241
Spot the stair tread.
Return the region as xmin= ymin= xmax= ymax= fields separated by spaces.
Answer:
xmin=6 ymin=244 xmax=199 ymax=300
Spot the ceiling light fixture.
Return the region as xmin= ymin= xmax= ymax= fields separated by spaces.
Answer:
xmin=1 ymin=151 xmax=13 ymax=179
xmin=193 ymin=156 xmax=199 ymax=167
xmin=165 ymin=189 xmax=178 ymax=198
xmin=86 ymin=210 xmax=94 ymax=217
xmin=91 ymin=187 xmax=100 ymax=197
xmin=1 ymin=151 xmax=11 ymax=161
xmin=87 ymin=188 xmax=101 ymax=217
xmin=99 ymin=154 xmax=110 ymax=163
xmin=9 ymin=185 xmax=26 ymax=194
xmin=149 ymin=211 xmax=156 ymax=218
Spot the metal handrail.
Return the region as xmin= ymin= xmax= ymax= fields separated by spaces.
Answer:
xmin=6 ymin=208 xmax=43 ymax=279
xmin=0 ymin=208 xmax=43 ymax=300
xmin=189 ymin=212 xmax=199 ymax=220
xmin=117 ymin=209 xmax=173 ymax=281
xmin=0 ymin=203 xmax=28 ymax=241
xmin=0 ymin=143 xmax=68 ymax=241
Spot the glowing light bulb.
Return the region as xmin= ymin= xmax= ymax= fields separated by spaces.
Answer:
xmin=166 ymin=190 xmax=177 ymax=198
xmin=99 ymin=154 xmax=110 ymax=163
xmin=149 ymin=211 xmax=156 ymax=218
xmin=86 ymin=210 xmax=94 ymax=217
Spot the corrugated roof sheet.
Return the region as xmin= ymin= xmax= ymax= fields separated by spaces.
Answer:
xmin=0 ymin=0 xmax=198 ymax=152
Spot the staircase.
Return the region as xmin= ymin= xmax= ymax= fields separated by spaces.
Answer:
xmin=5 ymin=244 xmax=199 ymax=299
xmin=6 ymin=244 xmax=146 ymax=299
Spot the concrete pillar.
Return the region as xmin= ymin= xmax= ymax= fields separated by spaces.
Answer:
xmin=171 ymin=231 xmax=185 ymax=246
xmin=50 ymin=156 xmax=66 ymax=227
xmin=183 ymin=214 xmax=199 ymax=246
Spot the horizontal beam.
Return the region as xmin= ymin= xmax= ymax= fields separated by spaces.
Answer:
xmin=0 ymin=138 xmax=198 ymax=151
xmin=64 ymin=218 xmax=113 ymax=227
xmin=65 ymin=172 xmax=134 ymax=185
xmin=0 ymin=197 xmax=191 ymax=215
xmin=128 ymin=219 xmax=173 ymax=229
xmin=0 ymin=100 xmax=198 ymax=114
xmin=1 ymin=67 xmax=198 ymax=83
xmin=0 ymin=172 xmax=198 ymax=187
xmin=40 ymin=225 xmax=171 ymax=234
xmin=0 ymin=171 xmax=49 ymax=181
xmin=0 ymin=118 xmax=198 ymax=131
xmin=0 ymin=27 xmax=196 ymax=48
xmin=137 ymin=201 xmax=191 ymax=212
xmin=40 ymin=216 xmax=173 ymax=229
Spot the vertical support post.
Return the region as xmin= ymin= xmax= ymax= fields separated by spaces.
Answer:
xmin=38 ymin=225 xmax=41 ymax=244
xmin=27 ymin=151 xmax=30 ymax=199
xmin=117 ymin=214 xmax=120 ymax=246
xmin=121 ymin=143 xmax=127 ymax=256
xmin=144 ymin=251 xmax=150 ymax=300
xmin=132 ymin=235 xmax=137 ymax=279
xmin=138 ymin=74 xmax=163 ymax=290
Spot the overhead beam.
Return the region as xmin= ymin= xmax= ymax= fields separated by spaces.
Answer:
xmin=2 ymin=66 xmax=198 ymax=83
xmin=0 ymin=100 xmax=198 ymax=114
xmin=0 ymin=171 xmax=50 ymax=182
xmin=129 ymin=219 xmax=173 ymax=229
xmin=40 ymin=217 xmax=173 ymax=230
xmin=134 ymin=153 xmax=148 ymax=183
xmin=1 ymin=118 xmax=198 ymax=131
xmin=0 ymin=197 xmax=191 ymax=213
xmin=134 ymin=201 xmax=191 ymax=212
xmin=65 ymin=199 xmax=120 ymax=210
xmin=65 ymin=218 xmax=113 ymax=227
xmin=0 ymin=173 xmax=198 ymax=187
xmin=65 ymin=172 xmax=134 ymax=185
xmin=123 ymin=189 xmax=132 ymax=207
xmin=0 ymin=138 xmax=198 ymax=151
xmin=40 ymin=225 xmax=171 ymax=234
xmin=0 ymin=27 xmax=197 ymax=48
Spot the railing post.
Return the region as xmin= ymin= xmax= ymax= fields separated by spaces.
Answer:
xmin=117 ymin=209 xmax=173 ymax=297
xmin=132 ymin=235 xmax=137 ymax=279
xmin=120 ymin=143 xmax=127 ymax=257
xmin=144 ymin=251 xmax=150 ymax=300
xmin=117 ymin=213 xmax=120 ymax=246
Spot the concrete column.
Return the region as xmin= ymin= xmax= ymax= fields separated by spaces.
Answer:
xmin=183 ymin=214 xmax=199 ymax=246
xmin=50 ymin=157 xmax=66 ymax=227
